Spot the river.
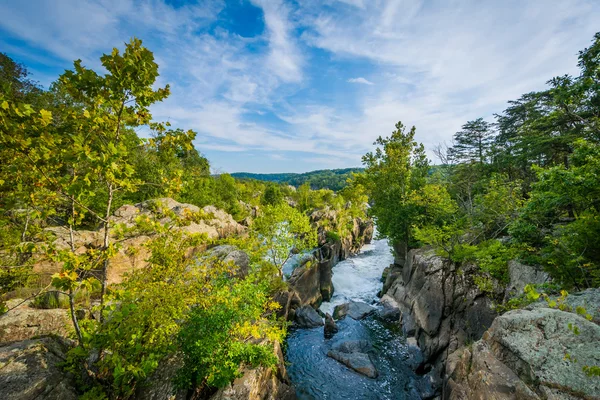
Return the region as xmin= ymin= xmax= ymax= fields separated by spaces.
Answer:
xmin=285 ymin=237 xmax=424 ymax=399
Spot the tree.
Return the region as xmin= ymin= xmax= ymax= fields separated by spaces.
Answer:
xmin=251 ymin=203 xmax=316 ymax=278
xmin=261 ymin=183 xmax=283 ymax=206
xmin=358 ymin=122 xmax=428 ymax=248
xmin=0 ymin=53 xmax=43 ymax=103
xmin=449 ymin=118 xmax=494 ymax=164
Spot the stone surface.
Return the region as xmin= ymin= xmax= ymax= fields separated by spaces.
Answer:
xmin=446 ymin=307 xmax=600 ymax=400
xmin=384 ymin=248 xmax=500 ymax=395
xmin=324 ymin=313 xmax=338 ymax=339
xmin=210 ymin=342 xmax=295 ymax=400
xmin=134 ymin=354 xmax=186 ymax=400
xmin=201 ymin=245 xmax=250 ymax=278
xmin=333 ymin=301 xmax=375 ymax=320
xmin=0 ymin=336 xmax=78 ymax=400
xmin=0 ymin=301 xmax=71 ymax=343
xmin=294 ymin=306 xmax=324 ymax=328
xmin=39 ymin=198 xmax=244 ymax=285
xmin=327 ymin=340 xmax=377 ymax=378
xmin=504 ymin=260 xmax=551 ymax=301
xmin=377 ymin=295 xmax=401 ymax=322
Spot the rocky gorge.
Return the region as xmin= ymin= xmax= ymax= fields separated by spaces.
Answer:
xmin=380 ymin=247 xmax=600 ymax=399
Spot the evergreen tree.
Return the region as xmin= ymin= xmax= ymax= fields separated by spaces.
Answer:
xmin=449 ymin=118 xmax=494 ymax=164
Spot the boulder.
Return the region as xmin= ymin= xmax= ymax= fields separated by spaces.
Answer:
xmin=527 ymin=287 xmax=600 ymax=324
xmin=135 ymin=354 xmax=186 ymax=400
xmin=0 ymin=301 xmax=71 ymax=343
xmin=210 ymin=342 xmax=295 ymax=400
xmin=377 ymin=295 xmax=401 ymax=322
xmin=504 ymin=260 xmax=550 ymax=301
xmin=446 ymin=307 xmax=600 ymax=399
xmin=324 ymin=313 xmax=338 ymax=339
xmin=0 ymin=336 xmax=77 ymax=400
xmin=327 ymin=340 xmax=377 ymax=378
xmin=294 ymin=306 xmax=324 ymax=328
xmin=273 ymin=290 xmax=302 ymax=321
xmin=333 ymin=301 xmax=375 ymax=320
xmin=201 ymin=245 xmax=250 ymax=278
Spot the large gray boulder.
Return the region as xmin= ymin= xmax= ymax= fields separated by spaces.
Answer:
xmin=0 ymin=300 xmax=71 ymax=343
xmin=327 ymin=340 xmax=378 ymax=378
xmin=294 ymin=306 xmax=324 ymax=328
xmin=333 ymin=301 xmax=375 ymax=320
xmin=201 ymin=245 xmax=250 ymax=278
xmin=446 ymin=307 xmax=600 ymax=399
xmin=504 ymin=260 xmax=550 ymax=301
xmin=0 ymin=336 xmax=77 ymax=400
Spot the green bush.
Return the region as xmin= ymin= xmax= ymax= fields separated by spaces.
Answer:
xmin=325 ymin=230 xmax=341 ymax=243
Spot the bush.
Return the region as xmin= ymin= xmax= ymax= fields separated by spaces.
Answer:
xmin=325 ymin=230 xmax=341 ymax=243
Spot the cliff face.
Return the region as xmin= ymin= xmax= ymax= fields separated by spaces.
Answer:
xmin=446 ymin=300 xmax=600 ymax=400
xmin=383 ymin=248 xmax=499 ymax=385
xmin=382 ymin=248 xmax=600 ymax=400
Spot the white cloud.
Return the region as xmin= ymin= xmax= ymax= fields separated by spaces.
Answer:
xmin=2 ymin=0 xmax=600 ymax=171
xmin=251 ymin=0 xmax=303 ymax=83
xmin=347 ymin=77 xmax=374 ymax=85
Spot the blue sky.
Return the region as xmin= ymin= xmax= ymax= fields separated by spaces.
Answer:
xmin=1 ymin=0 xmax=599 ymax=173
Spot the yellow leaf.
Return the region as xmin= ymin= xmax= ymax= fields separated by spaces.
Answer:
xmin=83 ymin=110 xmax=90 ymax=118
xmin=1 ymin=101 xmax=8 ymax=110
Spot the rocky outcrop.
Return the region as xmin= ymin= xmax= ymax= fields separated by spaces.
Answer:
xmin=324 ymin=313 xmax=338 ymax=338
xmin=199 ymin=245 xmax=251 ymax=278
xmin=503 ymin=260 xmax=550 ymax=301
xmin=377 ymin=295 xmax=401 ymax=322
xmin=446 ymin=307 xmax=600 ymax=399
xmin=0 ymin=300 xmax=71 ymax=343
xmin=327 ymin=340 xmax=378 ymax=379
xmin=333 ymin=301 xmax=375 ymax=320
xmin=384 ymin=248 xmax=500 ymax=388
xmin=37 ymin=198 xmax=245 ymax=285
xmin=0 ymin=336 xmax=78 ymax=400
xmin=136 ymin=342 xmax=295 ymax=400
xmin=210 ymin=342 xmax=295 ymax=400
xmin=294 ymin=306 xmax=324 ymax=328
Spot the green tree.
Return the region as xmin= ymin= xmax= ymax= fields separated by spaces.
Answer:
xmin=251 ymin=203 xmax=317 ymax=277
xmin=261 ymin=183 xmax=283 ymax=206
xmin=449 ymin=118 xmax=494 ymax=164
xmin=359 ymin=122 xmax=456 ymax=257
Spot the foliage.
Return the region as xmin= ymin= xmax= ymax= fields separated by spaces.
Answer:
xmin=176 ymin=277 xmax=283 ymax=389
xmin=262 ymin=183 xmax=283 ymax=206
xmin=448 ymin=118 xmax=494 ymax=164
xmin=359 ymin=121 xmax=455 ymax=251
xmin=251 ymin=203 xmax=317 ymax=277
xmin=232 ymin=168 xmax=363 ymax=191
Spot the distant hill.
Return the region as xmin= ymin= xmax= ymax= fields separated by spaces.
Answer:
xmin=231 ymin=168 xmax=364 ymax=191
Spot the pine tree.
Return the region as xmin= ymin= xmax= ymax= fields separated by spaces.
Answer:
xmin=449 ymin=118 xmax=494 ymax=164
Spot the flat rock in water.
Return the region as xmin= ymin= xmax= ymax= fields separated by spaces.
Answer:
xmin=333 ymin=301 xmax=375 ymax=320
xmin=294 ymin=305 xmax=324 ymax=328
xmin=327 ymin=340 xmax=377 ymax=378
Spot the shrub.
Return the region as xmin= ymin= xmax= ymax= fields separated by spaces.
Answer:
xmin=325 ymin=230 xmax=341 ymax=243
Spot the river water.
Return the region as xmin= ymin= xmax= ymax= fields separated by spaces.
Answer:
xmin=285 ymin=237 xmax=423 ymax=399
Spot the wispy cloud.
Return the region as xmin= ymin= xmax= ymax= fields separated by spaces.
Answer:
xmin=1 ymin=0 xmax=599 ymax=172
xmin=347 ymin=77 xmax=374 ymax=85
